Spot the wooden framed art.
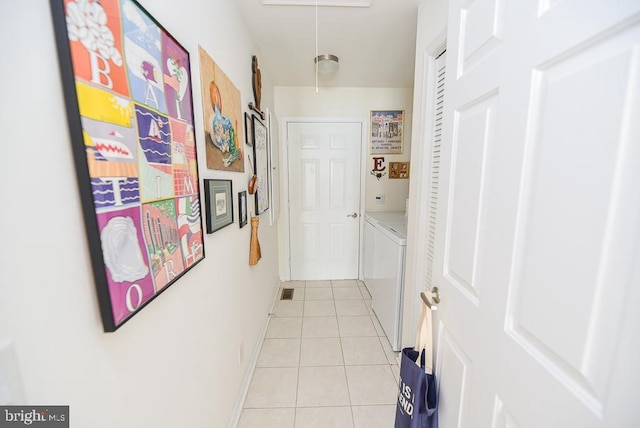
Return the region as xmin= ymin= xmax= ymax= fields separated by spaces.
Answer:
xmin=252 ymin=115 xmax=270 ymax=215
xmin=204 ymin=179 xmax=234 ymax=234
xmin=238 ymin=191 xmax=248 ymax=228
xmin=50 ymin=0 xmax=205 ymax=332
xmin=199 ymin=46 xmax=245 ymax=172
xmin=370 ymin=110 xmax=404 ymax=154
xmin=389 ymin=161 xmax=410 ymax=179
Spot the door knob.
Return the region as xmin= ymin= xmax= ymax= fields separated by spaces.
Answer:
xmin=420 ymin=287 xmax=440 ymax=310
xmin=347 ymin=213 xmax=358 ymax=218
xmin=431 ymin=287 xmax=440 ymax=304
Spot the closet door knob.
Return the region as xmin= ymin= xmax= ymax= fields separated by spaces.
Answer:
xmin=347 ymin=213 xmax=358 ymax=218
xmin=431 ymin=287 xmax=440 ymax=304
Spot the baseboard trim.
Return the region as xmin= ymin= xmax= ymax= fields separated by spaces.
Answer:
xmin=227 ymin=279 xmax=282 ymax=428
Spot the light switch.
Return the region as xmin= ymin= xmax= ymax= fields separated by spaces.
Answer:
xmin=375 ymin=194 xmax=385 ymax=204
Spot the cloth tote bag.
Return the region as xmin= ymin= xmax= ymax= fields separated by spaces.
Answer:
xmin=394 ymin=298 xmax=438 ymax=428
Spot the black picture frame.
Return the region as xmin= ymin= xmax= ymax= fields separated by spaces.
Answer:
xmin=50 ymin=0 xmax=205 ymax=332
xmin=244 ymin=112 xmax=253 ymax=146
xmin=238 ymin=191 xmax=248 ymax=228
xmin=204 ymin=179 xmax=234 ymax=234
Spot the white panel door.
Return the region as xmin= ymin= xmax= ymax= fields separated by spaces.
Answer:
xmin=430 ymin=1 xmax=640 ymax=427
xmin=288 ymin=121 xmax=362 ymax=280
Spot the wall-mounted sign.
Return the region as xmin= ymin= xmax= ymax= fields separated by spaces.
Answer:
xmin=370 ymin=110 xmax=404 ymax=154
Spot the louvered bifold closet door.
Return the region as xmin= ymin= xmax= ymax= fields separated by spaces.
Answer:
xmin=425 ymin=50 xmax=446 ymax=288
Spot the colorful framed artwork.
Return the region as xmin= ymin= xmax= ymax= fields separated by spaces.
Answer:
xmin=238 ymin=191 xmax=248 ymax=228
xmin=198 ymin=46 xmax=245 ymax=172
xmin=252 ymin=115 xmax=270 ymax=215
xmin=50 ymin=0 xmax=205 ymax=332
xmin=370 ymin=110 xmax=404 ymax=154
xmin=244 ymin=112 xmax=253 ymax=147
xmin=204 ymin=179 xmax=233 ymax=234
xmin=389 ymin=161 xmax=410 ymax=179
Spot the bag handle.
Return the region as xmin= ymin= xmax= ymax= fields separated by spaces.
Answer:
xmin=414 ymin=298 xmax=434 ymax=375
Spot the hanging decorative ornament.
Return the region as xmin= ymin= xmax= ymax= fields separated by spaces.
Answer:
xmin=249 ymin=55 xmax=264 ymax=119
xmin=248 ymin=154 xmax=257 ymax=194
xmin=370 ymin=156 xmax=386 ymax=180
xmin=249 ymin=216 xmax=262 ymax=265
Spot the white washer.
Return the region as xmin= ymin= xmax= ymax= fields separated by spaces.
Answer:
xmin=363 ymin=212 xmax=407 ymax=351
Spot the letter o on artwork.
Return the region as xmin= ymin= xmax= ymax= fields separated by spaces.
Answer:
xmin=126 ymin=283 xmax=144 ymax=312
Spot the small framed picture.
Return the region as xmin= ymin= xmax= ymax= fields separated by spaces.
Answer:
xmin=245 ymin=112 xmax=254 ymax=146
xmin=204 ymin=179 xmax=233 ymax=234
xmin=238 ymin=191 xmax=248 ymax=228
xmin=389 ymin=161 xmax=410 ymax=179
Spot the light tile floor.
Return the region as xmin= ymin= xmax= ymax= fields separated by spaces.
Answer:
xmin=239 ymin=280 xmax=400 ymax=428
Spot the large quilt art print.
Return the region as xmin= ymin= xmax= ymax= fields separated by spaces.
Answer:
xmin=51 ymin=0 xmax=205 ymax=332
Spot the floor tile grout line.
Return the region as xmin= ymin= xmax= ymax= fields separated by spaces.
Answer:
xmin=294 ymin=280 xmax=305 ymax=417
xmin=296 ymin=405 xmax=353 ymax=408
xmin=333 ymin=291 xmax=356 ymax=427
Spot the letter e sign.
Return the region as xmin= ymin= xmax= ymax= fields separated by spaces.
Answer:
xmin=372 ymin=157 xmax=386 ymax=171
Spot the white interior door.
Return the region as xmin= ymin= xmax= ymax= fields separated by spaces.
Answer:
xmin=288 ymin=121 xmax=362 ymax=280
xmin=430 ymin=1 xmax=640 ymax=426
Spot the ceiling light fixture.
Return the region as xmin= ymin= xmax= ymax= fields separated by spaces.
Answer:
xmin=315 ymin=54 xmax=339 ymax=75
xmin=314 ymin=0 xmax=339 ymax=93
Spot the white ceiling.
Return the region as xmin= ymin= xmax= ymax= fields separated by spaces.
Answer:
xmin=234 ymin=0 xmax=421 ymax=88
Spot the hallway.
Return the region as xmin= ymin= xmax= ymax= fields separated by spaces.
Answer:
xmin=239 ymin=280 xmax=400 ymax=427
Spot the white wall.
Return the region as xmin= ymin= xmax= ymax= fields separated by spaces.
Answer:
xmin=274 ymin=86 xmax=413 ymax=279
xmin=402 ymin=0 xmax=449 ymax=347
xmin=0 ymin=1 xmax=279 ymax=427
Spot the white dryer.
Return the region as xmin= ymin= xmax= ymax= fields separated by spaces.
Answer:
xmin=363 ymin=212 xmax=407 ymax=351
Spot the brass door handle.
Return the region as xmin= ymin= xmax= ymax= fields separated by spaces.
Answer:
xmin=420 ymin=287 xmax=440 ymax=310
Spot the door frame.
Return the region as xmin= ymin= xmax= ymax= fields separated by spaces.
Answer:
xmin=403 ymin=30 xmax=447 ymax=348
xmin=279 ymin=117 xmax=367 ymax=282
